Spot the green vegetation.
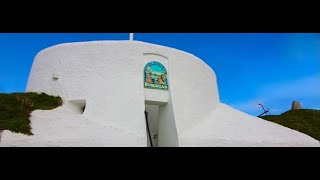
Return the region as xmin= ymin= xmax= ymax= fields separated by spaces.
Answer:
xmin=261 ymin=109 xmax=320 ymax=141
xmin=0 ymin=92 xmax=62 ymax=135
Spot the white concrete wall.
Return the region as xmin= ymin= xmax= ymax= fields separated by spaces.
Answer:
xmin=0 ymin=107 xmax=147 ymax=147
xmin=158 ymin=100 xmax=179 ymax=147
xmin=179 ymin=103 xmax=320 ymax=147
xmin=27 ymin=41 xmax=147 ymax=146
xmin=25 ymin=40 xmax=220 ymax=146
xmin=167 ymin=50 xmax=220 ymax=134
xmin=4 ymin=40 xmax=315 ymax=147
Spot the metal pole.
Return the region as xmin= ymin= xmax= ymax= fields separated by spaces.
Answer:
xmin=258 ymin=104 xmax=266 ymax=112
xmin=129 ymin=33 xmax=134 ymax=41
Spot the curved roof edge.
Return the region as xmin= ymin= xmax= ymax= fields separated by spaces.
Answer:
xmin=34 ymin=40 xmax=200 ymax=61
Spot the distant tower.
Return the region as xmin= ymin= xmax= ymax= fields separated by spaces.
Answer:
xmin=291 ymin=101 xmax=301 ymax=110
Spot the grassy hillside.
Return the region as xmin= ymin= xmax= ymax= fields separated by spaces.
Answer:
xmin=0 ymin=92 xmax=62 ymax=135
xmin=261 ymin=109 xmax=320 ymax=141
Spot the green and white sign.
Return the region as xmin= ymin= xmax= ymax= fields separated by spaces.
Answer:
xmin=144 ymin=61 xmax=168 ymax=90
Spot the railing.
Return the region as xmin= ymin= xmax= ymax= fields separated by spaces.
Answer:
xmin=144 ymin=111 xmax=153 ymax=147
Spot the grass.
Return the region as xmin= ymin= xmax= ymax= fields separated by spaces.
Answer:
xmin=1 ymin=91 xmax=319 ymax=142
xmin=0 ymin=92 xmax=62 ymax=135
xmin=261 ymin=109 xmax=320 ymax=141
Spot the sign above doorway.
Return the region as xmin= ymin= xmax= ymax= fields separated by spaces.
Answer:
xmin=144 ymin=61 xmax=168 ymax=90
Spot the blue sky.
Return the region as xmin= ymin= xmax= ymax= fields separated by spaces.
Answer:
xmin=0 ymin=33 xmax=319 ymax=116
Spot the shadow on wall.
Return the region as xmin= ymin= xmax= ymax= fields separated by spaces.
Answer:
xmin=67 ymin=100 xmax=86 ymax=114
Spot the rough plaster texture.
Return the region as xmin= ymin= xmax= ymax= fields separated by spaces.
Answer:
xmin=179 ymin=104 xmax=319 ymax=146
xmin=1 ymin=107 xmax=145 ymax=146
xmin=1 ymin=40 xmax=319 ymax=147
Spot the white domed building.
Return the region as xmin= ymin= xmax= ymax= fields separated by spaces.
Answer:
xmin=1 ymin=40 xmax=319 ymax=147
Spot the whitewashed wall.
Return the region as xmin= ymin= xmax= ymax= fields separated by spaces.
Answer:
xmin=2 ymin=40 xmax=317 ymax=147
xmin=25 ymin=41 xmax=219 ymax=146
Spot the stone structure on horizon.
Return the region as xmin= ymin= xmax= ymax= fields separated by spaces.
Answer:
xmin=291 ymin=101 xmax=302 ymax=110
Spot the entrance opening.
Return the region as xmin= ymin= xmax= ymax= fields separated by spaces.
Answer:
xmin=145 ymin=102 xmax=178 ymax=147
xmin=145 ymin=104 xmax=160 ymax=147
